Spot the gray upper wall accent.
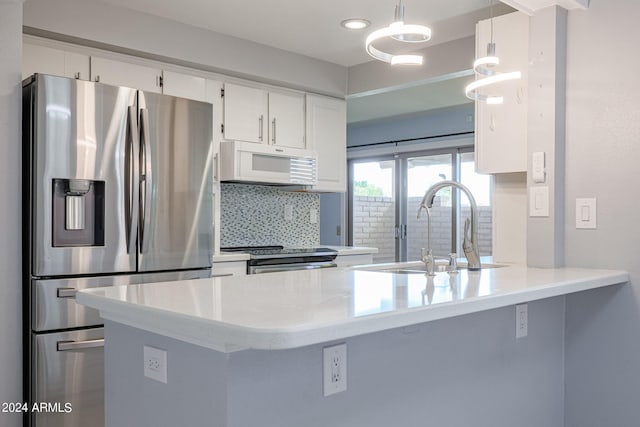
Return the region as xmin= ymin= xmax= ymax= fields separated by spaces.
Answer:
xmin=23 ymin=0 xmax=348 ymax=97
xmin=347 ymin=104 xmax=474 ymax=148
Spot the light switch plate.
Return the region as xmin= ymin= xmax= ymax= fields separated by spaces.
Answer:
xmin=576 ymin=198 xmax=597 ymax=229
xmin=529 ymin=186 xmax=549 ymax=217
xmin=532 ymin=151 xmax=546 ymax=183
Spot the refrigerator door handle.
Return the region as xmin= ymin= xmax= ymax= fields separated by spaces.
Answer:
xmin=125 ymin=105 xmax=140 ymax=254
xmin=139 ymin=108 xmax=153 ymax=254
xmin=57 ymin=338 xmax=105 ymax=351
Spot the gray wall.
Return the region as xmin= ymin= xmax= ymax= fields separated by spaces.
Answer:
xmin=562 ymin=1 xmax=640 ymax=425
xmin=347 ymin=104 xmax=474 ymax=148
xmin=105 ymin=296 xmax=565 ymax=427
xmin=22 ymin=0 xmax=347 ymax=97
xmin=0 ymin=2 xmax=24 ymax=427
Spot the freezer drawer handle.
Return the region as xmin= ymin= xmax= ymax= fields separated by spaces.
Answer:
xmin=56 ymin=287 xmax=78 ymax=298
xmin=57 ymin=339 xmax=105 ymax=352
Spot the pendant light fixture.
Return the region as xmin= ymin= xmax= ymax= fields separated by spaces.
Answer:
xmin=465 ymin=0 xmax=521 ymax=104
xmin=365 ymin=0 xmax=432 ymax=66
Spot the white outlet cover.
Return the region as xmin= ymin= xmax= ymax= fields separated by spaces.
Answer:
xmin=323 ymin=343 xmax=347 ymax=396
xmin=310 ymin=208 xmax=318 ymax=224
xmin=144 ymin=345 xmax=168 ymax=383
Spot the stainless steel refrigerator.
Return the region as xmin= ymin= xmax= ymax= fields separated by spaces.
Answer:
xmin=22 ymin=74 xmax=214 ymax=427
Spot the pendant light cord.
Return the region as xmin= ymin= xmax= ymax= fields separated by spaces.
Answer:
xmin=490 ymin=0 xmax=494 ymax=44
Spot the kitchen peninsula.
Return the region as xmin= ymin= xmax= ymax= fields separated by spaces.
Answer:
xmin=78 ymin=266 xmax=627 ymax=427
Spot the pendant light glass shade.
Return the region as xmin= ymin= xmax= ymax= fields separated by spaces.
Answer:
xmin=365 ymin=1 xmax=431 ymax=66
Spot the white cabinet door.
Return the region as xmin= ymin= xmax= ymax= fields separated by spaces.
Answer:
xmin=212 ymin=261 xmax=247 ymax=276
xmin=305 ymin=95 xmax=347 ymax=193
xmin=474 ymin=11 xmax=529 ymax=174
xmin=91 ymin=56 xmax=162 ymax=93
xmin=222 ymin=83 xmax=268 ymax=144
xmin=23 ymin=43 xmax=90 ymax=80
xmin=162 ymin=70 xmax=207 ymax=102
xmin=205 ymin=79 xmax=224 ymax=253
xmin=268 ymin=91 xmax=305 ymax=149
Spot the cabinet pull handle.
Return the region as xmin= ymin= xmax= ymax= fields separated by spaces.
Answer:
xmin=57 ymin=288 xmax=77 ymax=298
xmin=259 ymin=115 xmax=264 ymax=141
xmin=94 ymin=75 xmax=100 ymax=83
xmin=74 ymin=72 xmax=80 ymax=79
xmin=272 ymin=118 xmax=277 ymax=144
xmin=57 ymin=339 xmax=105 ymax=352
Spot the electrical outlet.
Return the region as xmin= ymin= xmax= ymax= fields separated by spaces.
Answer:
xmin=284 ymin=205 xmax=294 ymax=221
xmin=516 ymin=304 xmax=528 ymax=338
xmin=323 ymin=343 xmax=347 ymax=396
xmin=144 ymin=345 xmax=168 ymax=383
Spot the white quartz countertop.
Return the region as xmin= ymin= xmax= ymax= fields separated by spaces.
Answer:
xmin=77 ymin=265 xmax=628 ymax=353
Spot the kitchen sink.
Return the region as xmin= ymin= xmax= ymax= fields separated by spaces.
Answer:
xmin=354 ymin=261 xmax=507 ymax=274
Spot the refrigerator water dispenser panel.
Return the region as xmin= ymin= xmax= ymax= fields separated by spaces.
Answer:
xmin=52 ymin=179 xmax=105 ymax=247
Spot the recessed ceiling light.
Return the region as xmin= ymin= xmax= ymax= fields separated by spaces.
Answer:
xmin=341 ymin=19 xmax=371 ymax=30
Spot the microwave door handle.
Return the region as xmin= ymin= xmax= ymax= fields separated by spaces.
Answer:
xmin=125 ymin=106 xmax=140 ymax=254
xmin=139 ymin=108 xmax=152 ymax=254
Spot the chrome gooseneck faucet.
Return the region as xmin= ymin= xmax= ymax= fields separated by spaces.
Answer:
xmin=418 ymin=180 xmax=481 ymax=271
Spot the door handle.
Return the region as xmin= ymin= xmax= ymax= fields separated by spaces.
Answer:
xmin=125 ymin=106 xmax=140 ymax=254
xmin=139 ymin=108 xmax=152 ymax=254
xmin=57 ymin=339 xmax=105 ymax=352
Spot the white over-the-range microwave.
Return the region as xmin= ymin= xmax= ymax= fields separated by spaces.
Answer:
xmin=219 ymin=140 xmax=317 ymax=185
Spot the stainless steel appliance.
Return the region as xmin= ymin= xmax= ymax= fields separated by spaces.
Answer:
xmin=221 ymin=246 xmax=338 ymax=274
xmin=22 ymin=74 xmax=213 ymax=427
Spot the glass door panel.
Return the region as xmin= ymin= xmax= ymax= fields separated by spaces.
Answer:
xmin=405 ymin=154 xmax=452 ymax=261
xmin=458 ymin=151 xmax=493 ymax=256
xmin=352 ymin=160 xmax=396 ymax=263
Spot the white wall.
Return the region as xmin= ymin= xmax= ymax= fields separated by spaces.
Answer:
xmin=0 ymin=2 xmax=24 ymax=427
xmin=562 ymin=0 xmax=640 ymax=425
xmin=22 ymin=0 xmax=347 ymax=97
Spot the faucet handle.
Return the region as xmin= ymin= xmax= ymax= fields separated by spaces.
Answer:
xmin=447 ymin=253 xmax=458 ymax=274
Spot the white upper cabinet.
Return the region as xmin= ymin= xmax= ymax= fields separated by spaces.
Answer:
xmin=222 ymin=83 xmax=306 ymax=149
xmin=305 ymin=94 xmax=346 ymax=193
xmin=268 ymin=91 xmax=305 ymax=149
xmin=222 ymin=83 xmax=268 ymax=144
xmin=474 ymin=12 xmax=529 ymax=174
xmin=23 ymin=43 xmax=90 ymax=80
xmin=91 ymin=56 xmax=163 ymax=94
xmin=162 ymin=70 xmax=207 ymax=102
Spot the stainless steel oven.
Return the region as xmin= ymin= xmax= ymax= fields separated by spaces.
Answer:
xmin=221 ymin=246 xmax=338 ymax=274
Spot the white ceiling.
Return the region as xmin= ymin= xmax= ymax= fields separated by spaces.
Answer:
xmin=100 ymin=0 xmax=499 ymax=67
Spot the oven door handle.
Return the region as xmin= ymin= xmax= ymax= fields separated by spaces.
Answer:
xmin=250 ymin=262 xmax=337 ymax=274
xmin=57 ymin=339 xmax=105 ymax=352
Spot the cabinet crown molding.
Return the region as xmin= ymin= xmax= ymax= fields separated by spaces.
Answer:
xmin=500 ymin=0 xmax=588 ymax=15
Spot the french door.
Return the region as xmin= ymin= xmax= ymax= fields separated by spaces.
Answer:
xmin=348 ymin=148 xmax=492 ymax=263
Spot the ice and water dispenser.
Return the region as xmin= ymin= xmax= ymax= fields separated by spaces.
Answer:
xmin=52 ymin=178 xmax=105 ymax=247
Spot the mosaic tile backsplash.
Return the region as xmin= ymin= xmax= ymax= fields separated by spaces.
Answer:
xmin=220 ymin=183 xmax=320 ymax=248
